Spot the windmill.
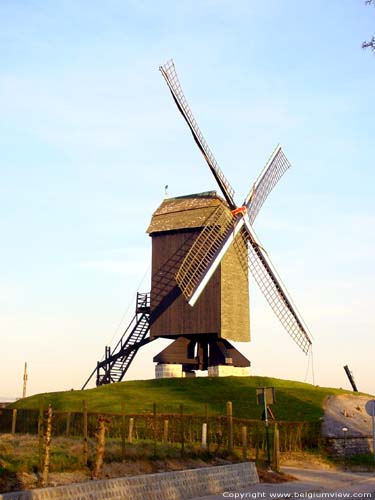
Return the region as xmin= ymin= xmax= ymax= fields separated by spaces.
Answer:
xmin=148 ymin=59 xmax=312 ymax=377
xmin=82 ymin=59 xmax=312 ymax=388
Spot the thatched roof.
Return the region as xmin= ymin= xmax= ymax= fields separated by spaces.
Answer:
xmin=147 ymin=191 xmax=226 ymax=234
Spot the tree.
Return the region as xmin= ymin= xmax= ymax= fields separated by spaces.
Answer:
xmin=362 ymin=0 xmax=375 ymax=52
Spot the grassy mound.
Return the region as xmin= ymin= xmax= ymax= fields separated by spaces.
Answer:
xmin=11 ymin=376 xmax=358 ymax=421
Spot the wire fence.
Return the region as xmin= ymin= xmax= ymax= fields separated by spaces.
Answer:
xmin=0 ymin=404 xmax=320 ymax=454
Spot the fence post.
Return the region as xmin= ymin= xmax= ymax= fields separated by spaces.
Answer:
xmin=11 ymin=409 xmax=17 ymax=435
xmin=163 ymin=419 xmax=169 ymax=443
xmin=180 ymin=404 xmax=185 ymax=457
xmin=38 ymin=400 xmax=44 ymax=471
xmin=93 ymin=416 xmax=110 ymax=479
xmin=227 ymin=401 xmax=233 ymax=453
xmin=82 ymin=400 xmax=88 ymax=467
xmin=153 ymin=403 xmax=157 ymax=457
xmin=121 ymin=402 xmax=126 ymax=458
xmin=128 ymin=417 xmax=134 ymax=444
xmin=202 ymin=422 xmax=207 ymax=449
xmin=66 ymin=412 xmax=71 ymax=437
xmin=40 ymin=405 xmax=53 ymax=487
xmin=242 ymin=425 xmax=247 ymax=460
xmin=273 ymin=423 xmax=280 ymax=472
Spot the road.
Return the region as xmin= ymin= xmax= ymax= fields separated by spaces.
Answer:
xmin=194 ymin=467 xmax=375 ymax=499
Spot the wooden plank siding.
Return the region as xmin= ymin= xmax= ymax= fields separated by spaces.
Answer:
xmin=150 ymin=230 xmax=221 ymax=338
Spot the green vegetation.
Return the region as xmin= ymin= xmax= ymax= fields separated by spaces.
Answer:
xmin=11 ymin=376 xmax=358 ymax=421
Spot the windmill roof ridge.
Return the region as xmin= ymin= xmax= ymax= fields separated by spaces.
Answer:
xmin=146 ymin=190 xmax=229 ymax=234
xmin=171 ymin=190 xmax=219 ymax=200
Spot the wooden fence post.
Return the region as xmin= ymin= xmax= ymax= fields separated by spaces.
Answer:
xmin=227 ymin=401 xmax=233 ymax=454
xmin=242 ymin=425 xmax=247 ymax=460
xmin=93 ymin=416 xmax=110 ymax=479
xmin=40 ymin=405 xmax=53 ymax=487
xmin=66 ymin=412 xmax=71 ymax=437
xmin=202 ymin=422 xmax=207 ymax=449
xmin=153 ymin=403 xmax=157 ymax=457
xmin=121 ymin=402 xmax=126 ymax=458
xmin=273 ymin=423 xmax=280 ymax=472
xmin=38 ymin=400 xmax=44 ymax=471
xmin=128 ymin=417 xmax=134 ymax=444
xmin=180 ymin=404 xmax=185 ymax=457
xmin=163 ymin=419 xmax=169 ymax=443
xmin=82 ymin=400 xmax=88 ymax=467
xmin=11 ymin=409 xmax=17 ymax=435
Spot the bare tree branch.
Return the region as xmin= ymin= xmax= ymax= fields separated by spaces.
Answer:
xmin=362 ymin=37 xmax=375 ymax=51
xmin=363 ymin=0 xmax=375 ymax=53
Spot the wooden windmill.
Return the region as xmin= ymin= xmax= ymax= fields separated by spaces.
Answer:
xmin=83 ymin=59 xmax=312 ymax=388
xmin=147 ymin=59 xmax=312 ymax=378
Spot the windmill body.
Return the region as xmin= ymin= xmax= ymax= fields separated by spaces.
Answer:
xmin=147 ymin=191 xmax=250 ymax=377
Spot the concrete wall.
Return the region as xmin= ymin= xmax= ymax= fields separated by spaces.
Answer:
xmin=0 ymin=462 xmax=259 ymax=500
xmin=208 ymin=365 xmax=250 ymax=377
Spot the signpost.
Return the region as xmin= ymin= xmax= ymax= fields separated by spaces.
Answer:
xmin=365 ymin=399 xmax=375 ymax=462
xmin=256 ymin=387 xmax=275 ymax=465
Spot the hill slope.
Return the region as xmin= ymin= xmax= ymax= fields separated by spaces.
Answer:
xmin=12 ymin=376 xmax=361 ymax=421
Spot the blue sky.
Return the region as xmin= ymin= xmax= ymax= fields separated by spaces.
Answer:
xmin=1 ymin=1 xmax=374 ymax=398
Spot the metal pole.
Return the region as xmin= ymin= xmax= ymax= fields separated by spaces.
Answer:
xmin=263 ymin=388 xmax=271 ymax=465
xmin=372 ymin=413 xmax=375 ymax=462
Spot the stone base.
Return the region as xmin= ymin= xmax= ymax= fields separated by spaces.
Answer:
xmin=208 ymin=365 xmax=250 ymax=377
xmin=155 ymin=363 xmax=185 ymax=379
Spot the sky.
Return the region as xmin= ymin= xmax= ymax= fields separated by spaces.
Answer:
xmin=1 ymin=0 xmax=375 ymax=399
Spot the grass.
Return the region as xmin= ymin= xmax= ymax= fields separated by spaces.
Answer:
xmin=10 ymin=376 xmax=360 ymax=421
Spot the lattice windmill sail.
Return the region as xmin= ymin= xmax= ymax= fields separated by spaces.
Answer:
xmin=160 ymin=59 xmax=312 ymax=356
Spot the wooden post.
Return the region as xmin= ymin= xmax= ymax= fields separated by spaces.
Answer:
xmin=128 ymin=417 xmax=134 ymax=444
xmin=273 ymin=423 xmax=280 ymax=472
xmin=38 ymin=400 xmax=44 ymax=471
xmin=227 ymin=401 xmax=233 ymax=454
xmin=11 ymin=409 xmax=17 ymax=435
xmin=202 ymin=422 xmax=207 ymax=449
xmin=82 ymin=400 xmax=88 ymax=467
xmin=40 ymin=405 xmax=53 ymax=487
xmin=242 ymin=426 xmax=247 ymax=460
xmin=180 ymin=404 xmax=185 ymax=456
xmin=121 ymin=402 xmax=126 ymax=458
xmin=153 ymin=403 xmax=157 ymax=457
xmin=93 ymin=416 xmax=110 ymax=479
xmin=163 ymin=419 xmax=169 ymax=443
xmin=66 ymin=412 xmax=71 ymax=437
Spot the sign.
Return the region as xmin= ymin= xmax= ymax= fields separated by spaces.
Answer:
xmin=256 ymin=387 xmax=276 ymax=405
xmin=365 ymin=400 xmax=375 ymax=417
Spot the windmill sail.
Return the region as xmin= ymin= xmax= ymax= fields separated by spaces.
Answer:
xmin=245 ymin=145 xmax=291 ymax=225
xmin=240 ymin=219 xmax=312 ymax=354
xmin=160 ymin=59 xmax=236 ymax=209
xmin=177 ymin=205 xmax=312 ymax=354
